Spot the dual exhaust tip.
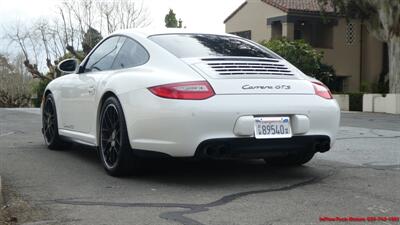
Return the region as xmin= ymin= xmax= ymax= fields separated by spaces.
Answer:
xmin=200 ymin=139 xmax=331 ymax=159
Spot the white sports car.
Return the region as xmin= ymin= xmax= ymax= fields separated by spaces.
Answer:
xmin=42 ymin=29 xmax=340 ymax=176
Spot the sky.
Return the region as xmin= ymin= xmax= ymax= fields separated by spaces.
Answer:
xmin=0 ymin=0 xmax=244 ymax=54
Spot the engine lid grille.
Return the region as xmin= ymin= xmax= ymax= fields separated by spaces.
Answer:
xmin=202 ymin=58 xmax=294 ymax=76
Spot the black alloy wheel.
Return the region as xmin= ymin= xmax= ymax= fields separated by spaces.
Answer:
xmin=99 ymin=96 xmax=135 ymax=176
xmin=42 ymin=94 xmax=69 ymax=150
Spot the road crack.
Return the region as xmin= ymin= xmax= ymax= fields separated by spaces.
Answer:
xmin=49 ymin=172 xmax=333 ymax=225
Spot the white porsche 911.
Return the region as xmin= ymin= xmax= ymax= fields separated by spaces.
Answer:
xmin=42 ymin=29 xmax=340 ymax=176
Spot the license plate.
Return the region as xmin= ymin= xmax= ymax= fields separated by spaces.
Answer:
xmin=254 ymin=116 xmax=292 ymax=139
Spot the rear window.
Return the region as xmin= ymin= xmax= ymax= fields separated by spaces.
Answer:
xmin=149 ymin=34 xmax=275 ymax=59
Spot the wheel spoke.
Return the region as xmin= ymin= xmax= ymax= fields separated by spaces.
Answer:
xmin=110 ymin=151 xmax=115 ymax=163
xmin=107 ymin=111 xmax=114 ymax=129
xmin=49 ymin=125 xmax=55 ymax=138
xmin=44 ymin=101 xmax=50 ymax=114
xmin=114 ymin=138 xmax=121 ymax=147
xmin=111 ymin=147 xmax=117 ymax=163
xmin=108 ymin=148 xmax=113 ymax=164
xmin=44 ymin=126 xmax=50 ymax=136
xmin=105 ymin=149 xmax=112 ymax=164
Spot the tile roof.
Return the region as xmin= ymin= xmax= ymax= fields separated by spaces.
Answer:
xmin=261 ymin=0 xmax=335 ymax=14
xmin=224 ymin=0 xmax=336 ymax=24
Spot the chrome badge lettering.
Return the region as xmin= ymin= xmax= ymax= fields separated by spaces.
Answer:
xmin=242 ymin=85 xmax=291 ymax=90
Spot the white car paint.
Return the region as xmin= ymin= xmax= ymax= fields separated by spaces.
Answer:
xmin=44 ymin=28 xmax=340 ymax=157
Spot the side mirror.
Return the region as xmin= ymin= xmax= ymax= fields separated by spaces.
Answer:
xmin=58 ymin=58 xmax=79 ymax=74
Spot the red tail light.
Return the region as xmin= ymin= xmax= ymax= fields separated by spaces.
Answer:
xmin=312 ymin=82 xmax=333 ymax=99
xmin=148 ymin=81 xmax=215 ymax=100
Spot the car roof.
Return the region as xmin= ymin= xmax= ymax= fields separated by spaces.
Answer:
xmin=111 ymin=28 xmax=237 ymax=38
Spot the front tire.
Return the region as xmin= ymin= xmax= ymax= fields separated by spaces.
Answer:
xmin=42 ymin=93 xmax=69 ymax=150
xmin=99 ymin=96 xmax=135 ymax=176
xmin=264 ymin=152 xmax=315 ymax=166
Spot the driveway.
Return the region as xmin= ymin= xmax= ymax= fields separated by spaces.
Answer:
xmin=0 ymin=108 xmax=399 ymax=225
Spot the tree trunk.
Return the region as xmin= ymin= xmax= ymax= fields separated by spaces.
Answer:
xmin=388 ymin=38 xmax=400 ymax=93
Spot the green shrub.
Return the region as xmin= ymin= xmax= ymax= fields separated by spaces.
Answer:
xmin=371 ymin=81 xmax=389 ymax=94
xmin=347 ymin=92 xmax=363 ymax=111
xmin=260 ymin=38 xmax=337 ymax=90
xmin=360 ymin=81 xmax=389 ymax=94
xmin=31 ymin=79 xmax=50 ymax=107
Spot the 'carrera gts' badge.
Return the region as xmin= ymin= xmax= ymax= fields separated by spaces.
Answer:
xmin=242 ymin=85 xmax=291 ymax=90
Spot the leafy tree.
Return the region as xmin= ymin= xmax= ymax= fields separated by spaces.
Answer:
xmin=82 ymin=27 xmax=103 ymax=55
xmin=5 ymin=0 xmax=150 ymax=83
xmin=165 ymin=9 xmax=178 ymax=28
xmin=260 ymin=39 xmax=336 ymax=87
xmin=178 ymin=18 xmax=183 ymax=28
xmin=0 ymin=54 xmax=32 ymax=107
xmin=318 ymin=0 xmax=400 ymax=93
xmin=4 ymin=0 xmax=151 ymax=107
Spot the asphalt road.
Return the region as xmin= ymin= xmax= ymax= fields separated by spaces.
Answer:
xmin=0 ymin=108 xmax=399 ymax=225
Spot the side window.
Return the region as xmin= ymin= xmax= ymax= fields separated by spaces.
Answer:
xmin=84 ymin=36 xmax=125 ymax=72
xmin=112 ymin=38 xmax=149 ymax=70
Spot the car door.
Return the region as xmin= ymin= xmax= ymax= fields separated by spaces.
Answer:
xmin=59 ymin=36 xmax=125 ymax=135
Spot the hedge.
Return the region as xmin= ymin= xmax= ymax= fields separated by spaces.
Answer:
xmin=347 ymin=92 xmax=363 ymax=111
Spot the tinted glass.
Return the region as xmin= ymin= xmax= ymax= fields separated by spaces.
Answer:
xmin=149 ymin=34 xmax=275 ymax=58
xmin=112 ymin=38 xmax=149 ymax=69
xmin=85 ymin=36 xmax=125 ymax=72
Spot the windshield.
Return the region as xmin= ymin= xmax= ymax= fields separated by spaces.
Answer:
xmin=149 ymin=34 xmax=276 ymax=59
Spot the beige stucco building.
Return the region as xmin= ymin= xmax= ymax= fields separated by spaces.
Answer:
xmin=225 ymin=0 xmax=385 ymax=92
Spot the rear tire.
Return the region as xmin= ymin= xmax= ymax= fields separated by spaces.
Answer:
xmin=264 ymin=152 xmax=315 ymax=166
xmin=42 ymin=93 xmax=70 ymax=150
xmin=98 ymin=96 xmax=135 ymax=176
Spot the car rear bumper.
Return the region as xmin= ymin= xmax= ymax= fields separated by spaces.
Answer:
xmin=195 ymin=135 xmax=330 ymax=159
xmin=131 ymin=135 xmax=330 ymax=159
xmin=118 ymin=90 xmax=340 ymax=157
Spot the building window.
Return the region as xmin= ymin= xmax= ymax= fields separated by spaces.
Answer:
xmin=330 ymin=76 xmax=348 ymax=92
xmin=230 ymin=30 xmax=251 ymax=40
xmin=346 ymin=22 xmax=355 ymax=45
xmin=294 ymin=21 xmax=333 ymax=49
xmin=271 ymin=21 xmax=282 ymax=39
xmin=314 ymin=22 xmax=333 ymax=48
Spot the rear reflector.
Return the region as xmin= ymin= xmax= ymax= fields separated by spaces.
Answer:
xmin=148 ymin=81 xmax=215 ymax=100
xmin=312 ymin=82 xmax=333 ymax=99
